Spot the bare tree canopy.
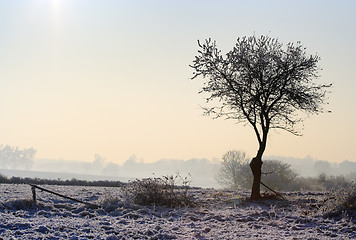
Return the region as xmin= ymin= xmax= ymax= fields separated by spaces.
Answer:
xmin=216 ymin=150 xmax=250 ymax=189
xmin=191 ymin=35 xmax=331 ymax=199
xmin=217 ymin=150 xmax=298 ymax=191
xmin=0 ymin=145 xmax=36 ymax=170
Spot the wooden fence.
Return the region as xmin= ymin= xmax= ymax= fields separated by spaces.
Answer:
xmin=29 ymin=184 xmax=101 ymax=209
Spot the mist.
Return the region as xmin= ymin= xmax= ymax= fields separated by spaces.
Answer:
xmin=30 ymin=155 xmax=220 ymax=188
xmin=266 ymin=155 xmax=356 ymax=178
xmin=0 ymin=145 xmax=36 ymax=170
xmin=1 ymin=152 xmax=355 ymax=189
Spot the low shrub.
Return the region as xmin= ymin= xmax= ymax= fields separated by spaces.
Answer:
xmin=290 ymin=177 xmax=325 ymax=192
xmin=317 ymin=174 xmax=350 ymax=190
xmin=122 ymin=174 xmax=192 ymax=208
xmin=289 ymin=174 xmax=352 ymax=192
xmin=318 ymin=182 xmax=356 ymax=219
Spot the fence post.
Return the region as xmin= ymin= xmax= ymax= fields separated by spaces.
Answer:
xmin=31 ymin=186 xmax=37 ymax=205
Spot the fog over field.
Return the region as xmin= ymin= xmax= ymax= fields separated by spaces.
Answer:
xmin=1 ymin=155 xmax=355 ymax=188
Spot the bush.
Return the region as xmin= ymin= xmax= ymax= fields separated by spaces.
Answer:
xmin=289 ymin=176 xmax=325 ymax=191
xmin=317 ymin=174 xmax=350 ymax=190
xmin=216 ymin=150 xmax=250 ymax=189
xmin=318 ymin=183 xmax=356 ymax=219
xmin=122 ymin=174 xmax=192 ymax=208
xmin=217 ymin=150 xmax=298 ymax=191
xmin=289 ymin=174 xmax=352 ymax=192
xmin=261 ymin=160 xmax=298 ymax=191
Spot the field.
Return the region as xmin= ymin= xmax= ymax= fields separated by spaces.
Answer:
xmin=0 ymin=184 xmax=355 ymax=239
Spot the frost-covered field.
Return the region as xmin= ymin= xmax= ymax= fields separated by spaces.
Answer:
xmin=0 ymin=184 xmax=355 ymax=239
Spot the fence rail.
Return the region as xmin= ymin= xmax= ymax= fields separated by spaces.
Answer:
xmin=29 ymin=184 xmax=101 ymax=209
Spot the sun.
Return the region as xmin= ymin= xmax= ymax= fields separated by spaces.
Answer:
xmin=49 ymin=0 xmax=69 ymax=38
xmin=51 ymin=0 xmax=62 ymax=9
xmin=51 ymin=0 xmax=64 ymax=16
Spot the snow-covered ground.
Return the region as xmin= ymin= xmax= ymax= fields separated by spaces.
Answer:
xmin=0 ymin=184 xmax=355 ymax=239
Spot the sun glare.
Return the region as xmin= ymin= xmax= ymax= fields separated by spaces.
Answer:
xmin=48 ymin=0 xmax=69 ymax=39
xmin=51 ymin=0 xmax=62 ymax=9
xmin=51 ymin=0 xmax=63 ymax=17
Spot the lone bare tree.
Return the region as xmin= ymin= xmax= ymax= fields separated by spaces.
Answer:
xmin=190 ymin=35 xmax=331 ymax=199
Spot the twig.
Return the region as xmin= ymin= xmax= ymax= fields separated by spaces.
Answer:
xmin=260 ymin=181 xmax=286 ymax=200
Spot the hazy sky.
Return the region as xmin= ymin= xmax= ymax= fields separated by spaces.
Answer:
xmin=1 ymin=0 xmax=355 ymax=164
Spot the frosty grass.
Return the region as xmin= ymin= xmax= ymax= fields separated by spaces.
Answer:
xmin=0 ymin=184 xmax=355 ymax=239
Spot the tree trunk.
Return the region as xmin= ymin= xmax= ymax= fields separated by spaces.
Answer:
xmin=250 ymin=124 xmax=268 ymax=200
xmin=250 ymin=156 xmax=263 ymax=200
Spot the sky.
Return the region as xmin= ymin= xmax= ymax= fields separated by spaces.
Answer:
xmin=0 ymin=0 xmax=355 ymax=165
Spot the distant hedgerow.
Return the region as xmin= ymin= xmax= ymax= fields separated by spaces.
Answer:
xmin=0 ymin=173 xmax=125 ymax=187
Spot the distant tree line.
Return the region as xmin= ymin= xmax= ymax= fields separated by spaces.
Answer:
xmin=0 ymin=145 xmax=36 ymax=170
